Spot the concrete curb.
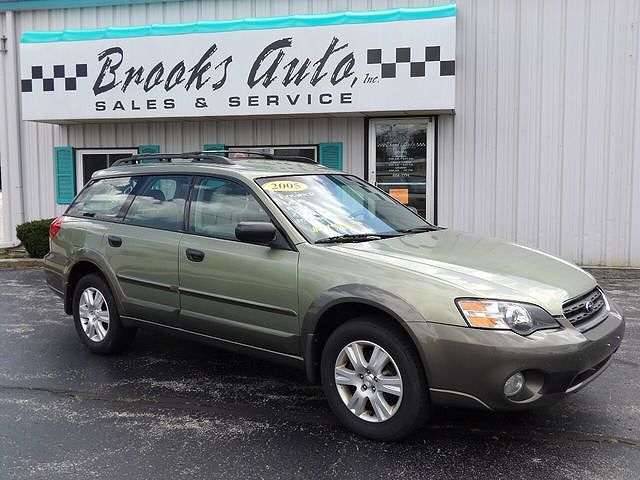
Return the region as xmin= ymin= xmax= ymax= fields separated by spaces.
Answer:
xmin=0 ymin=258 xmax=43 ymax=268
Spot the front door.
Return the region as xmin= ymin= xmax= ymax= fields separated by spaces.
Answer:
xmin=368 ymin=118 xmax=435 ymax=221
xmin=178 ymin=176 xmax=300 ymax=355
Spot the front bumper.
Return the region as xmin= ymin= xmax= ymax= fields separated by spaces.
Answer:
xmin=410 ymin=308 xmax=625 ymax=411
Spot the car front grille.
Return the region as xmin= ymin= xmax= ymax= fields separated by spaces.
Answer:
xmin=562 ymin=287 xmax=609 ymax=332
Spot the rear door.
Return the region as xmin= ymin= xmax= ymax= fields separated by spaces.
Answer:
xmin=178 ymin=176 xmax=300 ymax=355
xmin=105 ymin=174 xmax=192 ymax=326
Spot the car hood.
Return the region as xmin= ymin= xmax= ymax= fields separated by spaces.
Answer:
xmin=332 ymin=229 xmax=596 ymax=316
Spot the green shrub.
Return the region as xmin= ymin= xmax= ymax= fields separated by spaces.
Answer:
xmin=16 ymin=218 xmax=55 ymax=258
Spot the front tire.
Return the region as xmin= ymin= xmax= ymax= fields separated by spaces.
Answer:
xmin=72 ymin=273 xmax=136 ymax=354
xmin=321 ymin=316 xmax=431 ymax=441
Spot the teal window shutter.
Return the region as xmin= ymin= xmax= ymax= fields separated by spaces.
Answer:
xmin=203 ymin=144 xmax=227 ymax=157
xmin=138 ymin=145 xmax=160 ymax=164
xmin=138 ymin=145 xmax=160 ymax=154
xmin=319 ymin=142 xmax=343 ymax=170
xmin=54 ymin=146 xmax=76 ymax=205
xmin=203 ymin=144 xmax=225 ymax=151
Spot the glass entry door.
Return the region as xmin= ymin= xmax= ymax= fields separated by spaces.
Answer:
xmin=368 ymin=118 xmax=435 ymax=221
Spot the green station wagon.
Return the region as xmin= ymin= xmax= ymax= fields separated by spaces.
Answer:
xmin=44 ymin=151 xmax=625 ymax=440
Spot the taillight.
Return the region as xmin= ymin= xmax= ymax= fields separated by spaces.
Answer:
xmin=49 ymin=216 xmax=63 ymax=240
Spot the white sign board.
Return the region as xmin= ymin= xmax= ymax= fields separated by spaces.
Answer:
xmin=20 ymin=9 xmax=455 ymax=122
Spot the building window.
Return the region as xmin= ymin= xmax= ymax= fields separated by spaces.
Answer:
xmin=228 ymin=145 xmax=318 ymax=162
xmin=75 ymin=148 xmax=137 ymax=191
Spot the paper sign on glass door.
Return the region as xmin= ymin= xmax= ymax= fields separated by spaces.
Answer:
xmin=389 ymin=188 xmax=409 ymax=204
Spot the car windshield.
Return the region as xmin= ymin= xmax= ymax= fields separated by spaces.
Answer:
xmin=256 ymin=174 xmax=435 ymax=243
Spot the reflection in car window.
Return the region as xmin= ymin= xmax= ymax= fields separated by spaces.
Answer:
xmin=124 ymin=175 xmax=191 ymax=230
xmin=257 ymin=175 xmax=431 ymax=243
xmin=67 ymin=176 xmax=139 ymax=219
xmin=189 ymin=177 xmax=270 ymax=240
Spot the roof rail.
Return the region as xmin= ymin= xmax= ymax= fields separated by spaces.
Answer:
xmin=198 ymin=149 xmax=318 ymax=164
xmin=197 ymin=149 xmax=275 ymax=158
xmin=111 ymin=152 xmax=233 ymax=166
xmin=111 ymin=150 xmax=318 ymax=167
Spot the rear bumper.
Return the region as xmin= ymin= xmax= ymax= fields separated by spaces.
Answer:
xmin=43 ymin=252 xmax=66 ymax=301
xmin=410 ymin=308 xmax=625 ymax=411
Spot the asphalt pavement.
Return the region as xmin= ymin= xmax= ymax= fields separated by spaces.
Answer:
xmin=0 ymin=267 xmax=638 ymax=479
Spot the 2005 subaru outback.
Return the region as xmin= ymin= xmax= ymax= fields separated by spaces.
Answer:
xmin=44 ymin=151 xmax=625 ymax=440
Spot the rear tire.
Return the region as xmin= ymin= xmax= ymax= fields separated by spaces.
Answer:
xmin=321 ymin=316 xmax=431 ymax=441
xmin=72 ymin=273 xmax=136 ymax=354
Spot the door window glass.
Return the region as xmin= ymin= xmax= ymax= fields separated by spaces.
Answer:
xmin=124 ymin=175 xmax=191 ymax=230
xmin=189 ymin=177 xmax=270 ymax=239
xmin=67 ymin=176 xmax=139 ymax=219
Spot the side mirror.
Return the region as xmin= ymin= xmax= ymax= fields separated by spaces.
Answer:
xmin=407 ymin=206 xmax=419 ymax=214
xmin=235 ymin=222 xmax=277 ymax=244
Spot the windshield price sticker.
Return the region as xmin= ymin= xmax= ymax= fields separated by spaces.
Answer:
xmin=263 ymin=181 xmax=308 ymax=192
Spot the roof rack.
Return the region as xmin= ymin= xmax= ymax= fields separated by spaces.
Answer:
xmin=199 ymin=150 xmax=318 ymax=164
xmin=111 ymin=152 xmax=233 ymax=166
xmin=198 ymin=149 xmax=276 ymax=158
xmin=111 ymin=150 xmax=318 ymax=167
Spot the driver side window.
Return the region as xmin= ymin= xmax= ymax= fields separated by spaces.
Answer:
xmin=189 ymin=176 xmax=270 ymax=240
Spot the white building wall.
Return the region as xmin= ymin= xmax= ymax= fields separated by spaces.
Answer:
xmin=451 ymin=0 xmax=640 ymax=267
xmin=1 ymin=0 xmax=639 ymax=266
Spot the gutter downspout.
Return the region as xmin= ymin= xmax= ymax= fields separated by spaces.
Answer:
xmin=0 ymin=12 xmax=11 ymax=245
xmin=0 ymin=9 xmax=25 ymax=244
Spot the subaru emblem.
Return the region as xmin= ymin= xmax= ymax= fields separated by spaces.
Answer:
xmin=585 ymin=300 xmax=595 ymax=312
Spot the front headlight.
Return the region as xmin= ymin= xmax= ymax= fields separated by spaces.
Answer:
xmin=455 ymin=299 xmax=560 ymax=336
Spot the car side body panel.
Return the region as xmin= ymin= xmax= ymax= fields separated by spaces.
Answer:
xmin=44 ymin=217 xmax=122 ymax=312
xmin=101 ymin=222 xmax=182 ymax=327
xmin=297 ymin=242 xmax=472 ymax=329
xmin=178 ymin=233 xmax=300 ymax=355
xmin=300 ymin=282 xmax=436 ymax=383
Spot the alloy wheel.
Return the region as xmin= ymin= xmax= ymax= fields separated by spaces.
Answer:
xmin=334 ymin=340 xmax=403 ymax=423
xmin=78 ymin=287 xmax=110 ymax=342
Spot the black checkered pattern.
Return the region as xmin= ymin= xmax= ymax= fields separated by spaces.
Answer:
xmin=367 ymin=46 xmax=454 ymax=79
xmin=21 ymin=64 xmax=88 ymax=93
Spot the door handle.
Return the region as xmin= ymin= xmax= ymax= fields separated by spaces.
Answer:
xmin=185 ymin=248 xmax=205 ymax=262
xmin=107 ymin=235 xmax=122 ymax=247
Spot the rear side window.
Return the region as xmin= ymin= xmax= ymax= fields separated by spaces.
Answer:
xmin=124 ymin=175 xmax=191 ymax=231
xmin=189 ymin=176 xmax=270 ymax=239
xmin=68 ymin=176 xmax=138 ymax=219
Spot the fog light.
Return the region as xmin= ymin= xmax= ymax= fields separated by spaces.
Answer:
xmin=504 ymin=372 xmax=525 ymax=397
